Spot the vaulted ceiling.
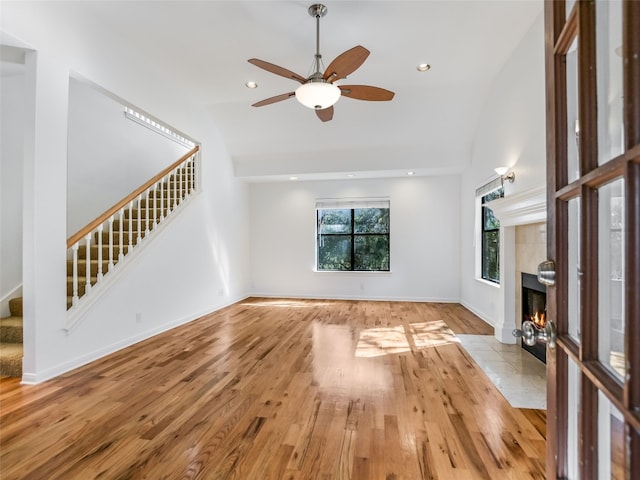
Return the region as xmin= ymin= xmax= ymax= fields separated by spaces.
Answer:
xmin=3 ymin=1 xmax=543 ymax=181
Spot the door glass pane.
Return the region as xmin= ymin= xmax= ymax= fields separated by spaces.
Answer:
xmin=596 ymin=0 xmax=624 ymax=164
xmin=598 ymin=390 xmax=627 ymax=479
xmin=568 ymin=197 xmax=581 ymax=342
xmin=598 ymin=179 xmax=625 ymax=380
xmin=567 ymin=357 xmax=581 ymax=479
xmin=566 ymin=36 xmax=580 ymax=183
xmin=566 ymin=0 xmax=577 ymax=19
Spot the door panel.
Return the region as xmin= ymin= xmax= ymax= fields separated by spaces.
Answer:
xmin=545 ymin=1 xmax=640 ymax=478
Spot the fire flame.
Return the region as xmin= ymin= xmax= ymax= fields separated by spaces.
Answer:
xmin=530 ymin=311 xmax=547 ymax=329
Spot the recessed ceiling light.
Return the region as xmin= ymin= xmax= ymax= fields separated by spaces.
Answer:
xmin=245 ymin=81 xmax=258 ymax=89
xmin=416 ymin=63 xmax=431 ymax=72
xmin=346 ymin=174 xmax=355 ymax=178
xmin=289 ymin=176 xmax=298 ymax=181
xmin=407 ymin=171 xmax=416 ymax=176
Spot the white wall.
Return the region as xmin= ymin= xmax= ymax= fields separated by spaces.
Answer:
xmin=67 ymin=78 xmax=190 ymax=235
xmin=0 ymin=69 xmax=25 ymax=313
xmin=1 ymin=4 xmax=250 ymax=383
xmin=459 ymin=14 xmax=546 ymax=329
xmin=250 ymin=176 xmax=460 ymax=302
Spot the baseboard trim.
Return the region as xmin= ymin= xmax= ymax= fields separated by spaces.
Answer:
xmin=249 ymin=292 xmax=460 ymax=303
xmin=459 ymin=300 xmax=494 ymax=327
xmin=21 ymin=293 xmax=250 ymax=385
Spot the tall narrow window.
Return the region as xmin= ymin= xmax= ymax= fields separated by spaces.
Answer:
xmin=316 ymin=199 xmax=390 ymax=271
xmin=480 ymin=187 xmax=503 ymax=283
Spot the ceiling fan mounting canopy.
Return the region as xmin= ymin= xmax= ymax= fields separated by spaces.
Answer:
xmin=308 ymin=4 xmax=327 ymax=18
xmin=248 ymin=3 xmax=395 ymax=122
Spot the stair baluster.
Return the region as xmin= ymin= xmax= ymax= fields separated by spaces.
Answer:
xmin=160 ymin=180 xmax=165 ymax=221
xmin=72 ymin=243 xmax=79 ymax=306
xmin=154 ymin=183 xmax=158 ymax=227
xmin=187 ymin=159 xmax=192 ymax=193
xmin=118 ymin=208 xmax=125 ymax=262
xmin=85 ymin=233 xmax=92 ymax=294
xmin=108 ymin=215 xmax=114 ymax=270
xmin=97 ymin=224 xmax=104 ymax=282
xmin=173 ymin=166 xmax=178 ymax=210
xmin=128 ymin=200 xmax=134 ymax=250
xmin=144 ymin=191 xmax=150 ymax=236
xmin=136 ymin=194 xmax=142 ymax=245
xmin=180 ymin=166 xmax=184 ymax=204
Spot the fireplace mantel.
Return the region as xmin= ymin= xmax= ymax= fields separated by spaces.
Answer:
xmin=487 ymin=184 xmax=546 ymax=226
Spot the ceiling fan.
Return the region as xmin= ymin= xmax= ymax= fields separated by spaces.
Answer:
xmin=248 ymin=3 xmax=395 ymax=122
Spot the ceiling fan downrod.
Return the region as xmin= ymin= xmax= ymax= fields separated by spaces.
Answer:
xmin=309 ymin=4 xmax=327 ymax=77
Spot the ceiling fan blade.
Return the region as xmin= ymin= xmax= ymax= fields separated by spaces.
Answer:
xmin=251 ymin=92 xmax=296 ymax=107
xmin=339 ymin=85 xmax=395 ymax=101
xmin=323 ymin=46 xmax=370 ymax=82
xmin=316 ymin=106 xmax=334 ymax=122
xmin=248 ymin=59 xmax=306 ymax=84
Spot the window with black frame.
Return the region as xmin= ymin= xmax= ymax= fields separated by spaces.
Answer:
xmin=316 ymin=201 xmax=390 ymax=271
xmin=481 ymin=188 xmax=503 ymax=283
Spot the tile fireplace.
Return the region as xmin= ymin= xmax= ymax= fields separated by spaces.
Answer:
xmin=521 ymin=272 xmax=547 ymax=363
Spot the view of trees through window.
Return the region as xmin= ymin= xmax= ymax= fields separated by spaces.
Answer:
xmin=481 ymin=188 xmax=503 ymax=283
xmin=317 ymin=208 xmax=390 ymax=271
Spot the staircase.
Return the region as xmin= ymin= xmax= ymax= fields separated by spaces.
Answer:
xmin=0 ymin=297 xmax=23 ymax=378
xmin=65 ymin=176 xmax=188 ymax=308
xmin=0 ymin=147 xmax=199 ymax=378
xmin=67 ymin=148 xmax=198 ymax=310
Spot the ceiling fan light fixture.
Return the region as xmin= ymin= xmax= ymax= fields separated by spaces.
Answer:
xmin=295 ymin=81 xmax=341 ymax=110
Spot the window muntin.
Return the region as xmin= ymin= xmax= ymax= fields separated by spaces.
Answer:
xmin=481 ymin=188 xmax=503 ymax=283
xmin=317 ymin=207 xmax=390 ymax=271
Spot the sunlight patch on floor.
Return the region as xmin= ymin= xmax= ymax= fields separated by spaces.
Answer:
xmin=355 ymin=326 xmax=411 ymax=358
xmin=355 ymin=320 xmax=459 ymax=358
xmin=410 ymin=320 xmax=460 ymax=348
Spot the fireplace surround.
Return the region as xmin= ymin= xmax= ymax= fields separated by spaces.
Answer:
xmin=521 ymin=272 xmax=547 ymax=363
xmin=485 ymin=185 xmax=547 ymax=344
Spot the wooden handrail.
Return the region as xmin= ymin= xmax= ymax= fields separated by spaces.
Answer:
xmin=67 ymin=146 xmax=199 ymax=248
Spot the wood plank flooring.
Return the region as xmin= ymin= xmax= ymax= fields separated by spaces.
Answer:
xmin=0 ymin=299 xmax=546 ymax=479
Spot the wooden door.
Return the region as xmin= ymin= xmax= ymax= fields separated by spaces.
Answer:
xmin=544 ymin=0 xmax=640 ymax=478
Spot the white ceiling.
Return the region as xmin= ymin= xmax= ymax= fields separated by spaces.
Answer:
xmin=6 ymin=1 xmax=544 ymax=181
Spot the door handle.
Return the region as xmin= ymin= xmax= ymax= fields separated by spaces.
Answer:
xmin=513 ymin=319 xmax=557 ymax=349
xmin=537 ymin=260 xmax=556 ymax=286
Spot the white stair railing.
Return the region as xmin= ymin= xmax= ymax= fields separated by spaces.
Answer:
xmin=66 ymin=146 xmax=199 ymax=310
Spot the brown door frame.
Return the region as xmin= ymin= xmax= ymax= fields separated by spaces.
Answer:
xmin=544 ymin=0 xmax=640 ymax=478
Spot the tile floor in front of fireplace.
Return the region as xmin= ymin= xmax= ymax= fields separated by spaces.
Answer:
xmin=458 ymin=334 xmax=547 ymax=410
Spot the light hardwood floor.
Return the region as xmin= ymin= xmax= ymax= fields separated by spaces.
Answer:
xmin=0 ymin=299 xmax=546 ymax=479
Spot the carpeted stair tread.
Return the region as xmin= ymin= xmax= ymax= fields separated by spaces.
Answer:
xmin=0 ymin=316 xmax=23 ymax=343
xmin=9 ymin=297 xmax=23 ymax=317
xmin=67 ymin=275 xmax=99 ymax=297
xmin=0 ymin=342 xmax=23 ymax=378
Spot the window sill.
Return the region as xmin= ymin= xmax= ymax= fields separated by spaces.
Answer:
xmin=314 ymin=270 xmax=392 ymax=276
xmin=475 ymin=277 xmax=501 ymax=289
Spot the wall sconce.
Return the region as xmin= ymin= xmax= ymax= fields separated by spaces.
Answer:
xmin=495 ymin=166 xmax=515 ymax=184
